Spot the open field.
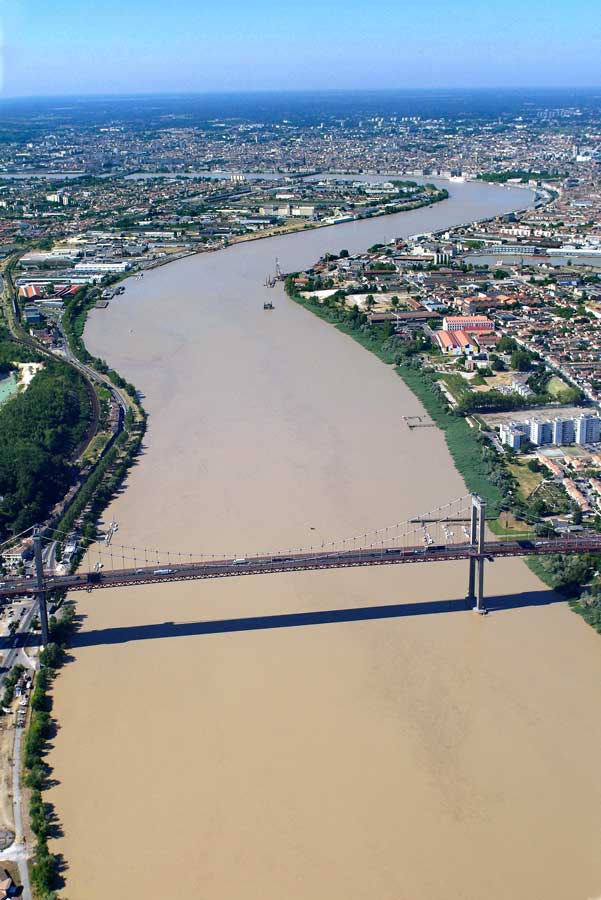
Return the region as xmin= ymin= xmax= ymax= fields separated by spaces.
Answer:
xmin=547 ymin=375 xmax=570 ymax=397
xmin=488 ymin=511 xmax=537 ymax=538
xmin=508 ymin=461 xmax=544 ymax=500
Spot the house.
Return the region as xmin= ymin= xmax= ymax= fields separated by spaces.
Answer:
xmin=509 ymin=375 xmax=534 ymax=399
xmin=473 ymin=331 xmax=500 ymax=351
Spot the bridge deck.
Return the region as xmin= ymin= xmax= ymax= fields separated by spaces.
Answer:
xmin=1 ymin=536 xmax=601 ymax=599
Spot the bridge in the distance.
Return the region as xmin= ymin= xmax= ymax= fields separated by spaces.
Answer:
xmin=2 ymin=494 xmax=600 ymax=645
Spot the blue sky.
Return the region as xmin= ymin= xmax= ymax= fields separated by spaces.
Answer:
xmin=2 ymin=0 xmax=601 ymax=97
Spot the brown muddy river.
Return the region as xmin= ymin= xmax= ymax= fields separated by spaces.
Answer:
xmin=48 ymin=180 xmax=601 ymax=899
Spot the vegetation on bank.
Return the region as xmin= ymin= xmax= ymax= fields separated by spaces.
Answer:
xmin=285 ymin=276 xmax=601 ymax=630
xmin=1 ymin=268 xmax=149 ymax=891
xmin=53 ymin=411 xmax=145 ymax=565
xmin=527 ymin=554 xmax=601 ymax=633
xmin=23 ymin=604 xmax=76 ymax=899
xmin=477 ymin=170 xmax=565 ymax=184
xmin=62 ymin=287 xmax=140 ymax=401
xmin=54 ymin=285 xmax=147 ymax=558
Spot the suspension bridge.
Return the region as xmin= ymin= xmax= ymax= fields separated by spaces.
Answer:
xmin=2 ymin=493 xmax=601 ymax=645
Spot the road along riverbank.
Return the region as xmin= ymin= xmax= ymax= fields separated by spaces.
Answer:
xmin=47 ymin=178 xmax=601 ymax=900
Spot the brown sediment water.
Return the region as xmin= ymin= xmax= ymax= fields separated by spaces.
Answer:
xmin=48 ymin=180 xmax=601 ymax=899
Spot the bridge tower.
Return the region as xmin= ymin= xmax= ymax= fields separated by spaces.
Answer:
xmin=33 ymin=526 xmax=50 ymax=646
xmin=466 ymin=495 xmax=487 ymax=614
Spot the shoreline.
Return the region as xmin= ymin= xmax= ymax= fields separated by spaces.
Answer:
xmin=43 ymin=175 xmax=548 ymax=897
xmin=284 ymin=277 xmax=506 ymax=514
xmin=136 ymin=186 xmax=451 ymax=271
xmin=119 ymin=175 xmax=534 ymax=288
xmin=283 ymin=278 xmax=599 ymax=633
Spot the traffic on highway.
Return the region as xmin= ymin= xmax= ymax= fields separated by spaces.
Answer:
xmin=2 ymin=534 xmax=601 ymax=600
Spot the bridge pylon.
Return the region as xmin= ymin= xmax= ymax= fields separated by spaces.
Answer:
xmin=466 ymin=495 xmax=487 ymax=615
xmin=33 ymin=526 xmax=49 ymax=646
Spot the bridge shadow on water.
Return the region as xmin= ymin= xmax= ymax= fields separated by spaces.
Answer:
xmin=71 ymin=588 xmax=561 ymax=649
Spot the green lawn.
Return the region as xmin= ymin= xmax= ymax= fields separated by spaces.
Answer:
xmin=82 ymin=430 xmax=112 ymax=465
xmin=508 ymin=461 xmax=544 ymax=501
xmin=547 ymin=375 xmax=569 ymax=398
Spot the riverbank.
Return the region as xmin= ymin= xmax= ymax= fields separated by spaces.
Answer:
xmin=47 ymin=175 xmax=601 ymax=900
xmin=22 ymin=606 xmax=76 ymax=897
xmin=0 ymin=272 xmax=149 ymax=895
xmin=284 ymin=277 xmax=509 ymax=513
xmin=49 ymin=285 xmax=147 ymax=562
xmin=284 ymin=277 xmax=601 ymax=632
xmin=164 ymin=183 xmax=450 ymax=255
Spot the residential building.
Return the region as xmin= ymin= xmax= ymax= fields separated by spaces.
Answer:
xmin=575 ymin=414 xmax=601 ymax=444
xmin=499 ymin=423 xmax=527 ymax=450
xmin=500 ymin=414 xmax=601 ymax=449
xmin=552 ymin=417 xmax=576 ymax=444
xmin=530 ymin=419 xmax=554 ymax=445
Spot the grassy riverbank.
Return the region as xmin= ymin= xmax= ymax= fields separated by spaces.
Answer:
xmin=53 ymin=286 xmax=147 ymax=561
xmin=23 ymin=604 xmax=76 ymax=898
xmin=285 ymin=277 xmax=601 ymax=631
xmin=8 ymin=284 xmax=149 ymax=895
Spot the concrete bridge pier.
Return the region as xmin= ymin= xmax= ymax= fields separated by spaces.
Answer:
xmin=466 ymin=495 xmax=487 ymax=614
xmin=33 ymin=527 xmax=49 ymax=646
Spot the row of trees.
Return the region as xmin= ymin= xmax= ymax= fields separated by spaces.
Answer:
xmin=23 ymin=606 xmax=77 ymax=897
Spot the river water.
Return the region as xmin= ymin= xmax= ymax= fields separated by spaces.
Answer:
xmin=48 ymin=180 xmax=601 ymax=899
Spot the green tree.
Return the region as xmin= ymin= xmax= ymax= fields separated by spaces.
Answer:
xmin=497 ymin=336 xmax=518 ymax=353
xmin=510 ymin=349 xmax=533 ymax=372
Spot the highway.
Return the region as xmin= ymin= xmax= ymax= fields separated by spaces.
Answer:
xmin=2 ymin=534 xmax=601 ymax=600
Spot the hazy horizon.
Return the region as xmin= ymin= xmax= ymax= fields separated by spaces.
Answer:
xmin=1 ymin=0 xmax=600 ymax=98
xmin=2 ymin=85 xmax=601 ymax=103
